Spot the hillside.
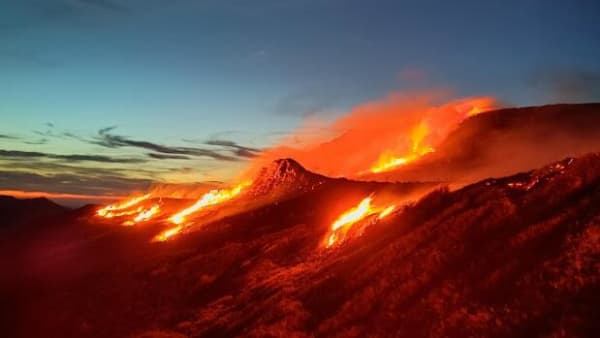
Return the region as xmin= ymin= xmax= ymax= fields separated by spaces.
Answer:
xmin=0 ymin=195 xmax=69 ymax=229
xmin=2 ymin=154 xmax=599 ymax=337
xmin=364 ymin=103 xmax=600 ymax=183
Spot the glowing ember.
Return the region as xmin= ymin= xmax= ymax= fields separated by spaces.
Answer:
xmin=169 ymin=181 xmax=252 ymax=225
xmin=122 ymin=204 xmax=160 ymax=226
xmin=370 ymin=122 xmax=435 ymax=173
xmin=152 ymin=225 xmax=182 ymax=242
xmin=97 ymin=194 xmax=151 ymax=217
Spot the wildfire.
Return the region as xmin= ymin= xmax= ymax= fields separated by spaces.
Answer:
xmin=122 ymin=204 xmax=160 ymax=226
xmin=370 ymin=122 xmax=435 ymax=173
xmin=325 ymin=196 xmax=396 ymax=248
xmin=152 ymin=225 xmax=183 ymax=242
xmin=331 ymin=197 xmax=374 ymax=231
xmin=368 ymin=97 xmax=496 ymax=174
xmin=169 ymin=181 xmax=252 ymax=225
xmin=97 ymin=194 xmax=151 ymax=217
xmin=99 ymin=206 xmax=144 ymax=219
xmin=378 ymin=205 xmax=396 ymax=219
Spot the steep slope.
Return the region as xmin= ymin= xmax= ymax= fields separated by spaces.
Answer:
xmin=364 ymin=103 xmax=600 ymax=183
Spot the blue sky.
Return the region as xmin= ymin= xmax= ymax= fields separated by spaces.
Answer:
xmin=1 ymin=0 xmax=599 ymax=200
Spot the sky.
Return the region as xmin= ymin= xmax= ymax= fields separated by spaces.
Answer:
xmin=1 ymin=0 xmax=599 ymax=203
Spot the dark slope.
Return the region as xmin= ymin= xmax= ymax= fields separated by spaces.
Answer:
xmin=4 ymin=155 xmax=600 ymax=337
xmin=0 ymin=195 xmax=69 ymax=229
xmin=365 ymin=103 xmax=600 ymax=183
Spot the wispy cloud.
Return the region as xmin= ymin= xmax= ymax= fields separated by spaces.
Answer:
xmin=205 ymin=139 xmax=261 ymax=158
xmin=147 ymin=153 xmax=191 ymax=160
xmin=92 ymin=127 xmax=257 ymax=161
xmin=24 ymin=138 xmax=48 ymax=145
xmin=0 ymin=170 xmax=150 ymax=196
xmin=0 ymin=149 xmax=145 ymax=164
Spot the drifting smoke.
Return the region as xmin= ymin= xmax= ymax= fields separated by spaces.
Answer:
xmin=247 ymin=92 xmax=498 ymax=178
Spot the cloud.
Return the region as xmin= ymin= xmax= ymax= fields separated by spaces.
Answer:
xmin=147 ymin=153 xmax=191 ymax=160
xmin=0 ymin=134 xmax=17 ymax=139
xmin=531 ymin=68 xmax=600 ymax=102
xmin=24 ymin=138 xmax=48 ymax=145
xmin=0 ymin=149 xmax=145 ymax=164
xmin=205 ymin=139 xmax=261 ymax=158
xmin=93 ymin=127 xmax=248 ymax=161
xmin=0 ymin=170 xmax=151 ymax=197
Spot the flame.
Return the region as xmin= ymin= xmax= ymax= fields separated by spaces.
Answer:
xmin=97 ymin=194 xmax=151 ymax=217
xmin=370 ymin=122 xmax=435 ymax=173
xmin=378 ymin=205 xmax=396 ymax=219
xmin=326 ymin=197 xmax=374 ymax=248
xmin=99 ymin=206 xmax=144 ymax=219
xmin=169 ymin=181 xmax=252 ymax=225
xmin=152 ymin=225 xmax=183 ymax=242
xmin=331 ymin=197 xmax=374 ymax=231
xmin=325 ymin=196 xmax=397 ymax=248
xmin=122 ymin=204 xmax=160 ymax=226
xmin=247 ymin=93 xmax=498 ymax=178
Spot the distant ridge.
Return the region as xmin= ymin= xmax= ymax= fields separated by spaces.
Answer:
xmin=0 ymin=195 xmax=69 ymax=228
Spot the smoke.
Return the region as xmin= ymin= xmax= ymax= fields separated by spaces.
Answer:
xmin=246 ymin=92 xmax=498 ymax=178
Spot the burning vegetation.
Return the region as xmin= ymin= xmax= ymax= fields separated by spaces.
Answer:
xmin=249 ymin=93 xmax=497 ymax=178
xmin=325 ymin=196 xmax=397 ymax=248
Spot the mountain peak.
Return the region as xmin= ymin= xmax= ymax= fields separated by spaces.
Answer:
xmin=249 ymin=158 xmax=328 ymax=197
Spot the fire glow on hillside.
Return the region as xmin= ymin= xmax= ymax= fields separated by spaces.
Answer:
xmin=152 ymin=181 xmax=253 ymax=242
xmin=249 ymin=94 xmax=497 ymax=178
xmin=97 ymin=194 xmax=150 ymax=218
xmin=325 ymin=196 xmax=397 ymax=248
xmin=169 ymin=181 xmax=252 ymax=225
xmin=95 ymin=181 xmax=252 ymax=242
xmin=93 ymin=94 xmax=498 ymax=244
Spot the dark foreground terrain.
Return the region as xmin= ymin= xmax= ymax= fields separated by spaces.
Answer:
xmin=1 ymin=154 xmax=600 ymax=337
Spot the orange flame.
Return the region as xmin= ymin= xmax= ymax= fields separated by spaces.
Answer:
xmin=247 ymin=94 xmax=498 ymax=178
xmin=99 ymin=206 xmax=144 ymax=219
xmin=152 ymin=225 xmax=183 ymax=242
xmin=169 ymin=181 xmax=252 ymax=225
xmin=325 ymin=196 xmax=397 ymax=248
xmin=378 ymin=205 xmax=396 ymax=219
xmin=97 ymin=194 xmax=151 ymax=217
xmin=122 ymin=204 xmax=160 ymax=226
xmin=331 ymin=197 xmax=373 ymax=231
xmin=370 ymin=122 xmax=435 ymax=173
